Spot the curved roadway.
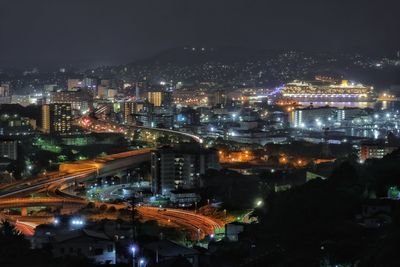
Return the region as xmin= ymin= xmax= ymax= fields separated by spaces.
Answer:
xmin=79 ymin=116 xmax=203 ymax=144
xmin=0 ymin=140 xmax=223 ymax=239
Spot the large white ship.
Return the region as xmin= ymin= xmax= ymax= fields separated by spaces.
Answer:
xmin=281 ymin=79 xmax=375 ymax=102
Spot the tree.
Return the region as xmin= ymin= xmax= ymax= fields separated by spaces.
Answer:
xmin=86 ymin=202 xmax=96 ymax=209
xmin=0 ymin=220 xmax=31 ymax=265
xmin=99 ymin=204 xmax=108 ymax=211
xmin=107 ymin=206 xmax=117 ymax=213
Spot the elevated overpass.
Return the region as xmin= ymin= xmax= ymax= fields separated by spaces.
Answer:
xmin=79 ymin=117 xmax=203 ymax=144
xmin=0 ymin=148 xmax=151 ymax=199
xmin=59 ymin=148 xmax=151 ymax=174
xmin=0 ymin=122 xmax=225 ymax=239
xmin=0 ymin=197 xmax=87 ymax=209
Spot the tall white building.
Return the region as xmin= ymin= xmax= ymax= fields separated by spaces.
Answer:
xmin=290 ymin=107 xmax=338 ymax=128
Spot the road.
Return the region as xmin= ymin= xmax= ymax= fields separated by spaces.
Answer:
xmin=0 ymin=170 xmax=95 ymax=199
xmin=15 ymin=221 xmax=36 ymax=236
xmin=0 ymin=120 xmax=224 ymax=239
xmin=79 ymin=116 xmax=203 ymax=144
xmin=0 ymin=197 xmax=87 ymax=209
xmin=0 ymin=148 xmax=151 ymax=199
xmin=136 ymin=206 xmax=224 ymax=240
xmin=0 ymin=195 xmax=223 ymax=240
xmin=0 ymin=213 xmax=37 ymax=236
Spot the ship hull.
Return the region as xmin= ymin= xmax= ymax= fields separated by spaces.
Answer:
xmin=282 ymin=95 xmax=375 ymax=102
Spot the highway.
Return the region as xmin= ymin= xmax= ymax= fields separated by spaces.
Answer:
xmin=0 ymin=213 xmax=37 ymax=236
xmin=0 ymin=170 xmax=95 ymax=199
xmin=0 ymin=148 xmax=151 ymax=199
xmin=15 ymin=221 xmax=36 ymax=236
xmin=79 ymin=116 xmax=203 ymax=144
xmin=0 ymin=195 xmax=224 ymax=240
xmin=136 ymin=206 xmax=224 ymax=239
xmin=0 ymin=197 xmax=87 ymax=209
xmin=0 ymin=120 xmax=224 ymax=240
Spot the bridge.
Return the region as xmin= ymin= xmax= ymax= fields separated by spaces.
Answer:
xmin=0 ymin=120 xmax=224 ymax=239
xmin=0 ymin=148 xmax=151 ymax=199
xmin=59 ymin=148 xmax=151 ymax=174
xmin=79 ymin=117 xmax=203 ymax=144
xmin=0 ymin=197 xmax=87 ymax=209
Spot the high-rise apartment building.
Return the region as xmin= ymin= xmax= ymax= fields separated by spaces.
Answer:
xmin=50 ymin=89 xmax=92 ymax=114
xmin=148 ymin=91 xmax=163 ymax=107
xmin=147 ymin=91 xmax=172 ymax=108
xmin=151 ymin=143 xmax=220 ymax=194
xmin=41 ymin=104 xmax=72 ymax=134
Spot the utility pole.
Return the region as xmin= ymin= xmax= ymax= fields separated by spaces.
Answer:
xmin=131 ymin=194 xmax=137 ymax=267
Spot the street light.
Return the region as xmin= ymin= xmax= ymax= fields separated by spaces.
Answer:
xmin=139 ymin=258 xmax=145 ymax=267
xmin=130 ymin=245 xmax=137 ymax=267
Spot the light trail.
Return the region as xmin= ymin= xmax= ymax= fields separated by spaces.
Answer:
xmin=80 ymin=117 xmax=203 ymax=144
xmin=0 ymin=120 xmax=223 ymax=239
xmin=137 ymin=206 xmax=224 ymax=239
xmin=15 ymin=221 xmax=37 ymax=236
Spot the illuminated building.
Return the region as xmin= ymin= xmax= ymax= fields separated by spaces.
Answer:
xmin=175 ymin=108 xmax=200 ymax=127
xmin=122 ymin=101 xmax=135 ymax=124
xmin=67 ymin=78 xmax=97 ymax=91
xmin=359 ymin=142 xmax=398 ymax=162
xmin=97 ymin=86 xmax=108 ymax=99
xmin=0 ymin=105 xmax=39 ymax=136
xmin=169 ymin=189 xmax=201 ymax=207
xmin=147 ymin=90 xmax=172 ymax=108
xmin=219 ymin=150 xmax=255 ymax=163
xmin=208 ymin=89 xmax=227 ymax=107
xmin=134 ymin=112 xmax=173 ymax=128
xmin=0 ymin=84 xmax=10 ymax=97
xmin=0 ymin=139 xmax=18 ymax=160
xmin=121 ymin=100 xmax=153 ymax=124
xmin=107 ymin=88 xmax=118 ymax=98
xmin=50 ymin=89 xmax=92 ymax=114
xmin=67 ymin=79 xmax=84 ymax=90
xmin=11 ymin=95 xmax=39 ymax=106
xmin=148 ymin=91 xmax=162 ymax=107
xmin=96 ymin=85 xmax=118 ymax=99
xmin=44 ymin=84 xmax=58 ymax=93
xmin=41 ymin=103 xmax=72 ymax=134
xmin=336 ymin=108 xmax=365 ymax=122
xmin=290 ymin=106 xmax=337 ymax=128
xmin=151 ymin=144 xmax=220 ymax=194
xmin=0 ymin=84 xmax=11 ymax=104
xmin=282 ymin=80 xmax=374 ymax=102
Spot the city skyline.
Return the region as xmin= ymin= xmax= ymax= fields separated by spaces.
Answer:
xmin=1 ymin=1 xmax=400 ymax=267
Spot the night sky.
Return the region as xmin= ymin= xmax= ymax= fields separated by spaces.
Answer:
xmin=0 ymin=0 xmax=399 ymax=69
